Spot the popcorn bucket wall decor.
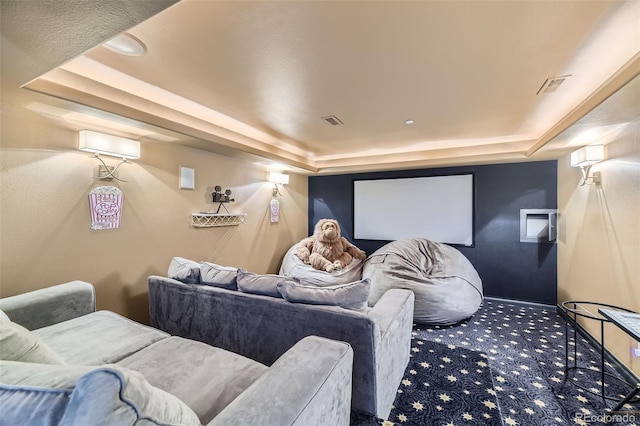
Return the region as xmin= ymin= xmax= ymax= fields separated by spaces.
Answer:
xmin=89 ymin=186 xmax=124 ymax=230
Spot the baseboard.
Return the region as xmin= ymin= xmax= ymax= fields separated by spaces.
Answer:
xmin=556 ymin=306 xmax=640 ymax=386
xmin=483 ymin=296 xmax=556 ymax=310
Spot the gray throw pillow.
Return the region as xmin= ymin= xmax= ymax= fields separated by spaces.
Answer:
xmin=0 ymin=320 xmax=66 ymax=364
xmin=277 ymin=278 xmax=371 ymax=311
xmin=200 ymin=262 xmax=238 ymax=290
xmin=0 ymin=309 xmax=10 ymax=322
xmin=236 ymin=269 xmax=297 ymax=298
xmin=65 ymin=366 xmax=201 ymax=425
xmin=168 ymin=257 xmax=201 ymax=284
xmin=0 ymin=361 xmax=201 ymax=426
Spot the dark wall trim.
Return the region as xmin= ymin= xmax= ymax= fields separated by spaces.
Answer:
xmin=484 ymin=296 xmax=555 ymax=310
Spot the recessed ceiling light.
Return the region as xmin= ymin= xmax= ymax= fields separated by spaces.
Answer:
xmin=103 ymin=33 xmax=146 ymax=56
xmin=405 ymin=119 xmax=415 ymax=125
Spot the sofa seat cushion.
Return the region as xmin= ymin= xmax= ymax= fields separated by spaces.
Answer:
xmin=33 ymin=311 xmax=169 ymax=365
xmin=118 ymin=336 xmax=268 ymax=425
xmin=0 ymin=361 xmax=200 ymax=426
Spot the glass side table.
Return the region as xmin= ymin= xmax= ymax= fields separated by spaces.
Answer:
xmin=599 ymin=308 xmax=640 ymax=413
xmin=560 ymin=301 xmax=637 ymax=402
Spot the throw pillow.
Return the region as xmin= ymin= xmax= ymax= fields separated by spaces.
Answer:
xmin=0 ymin=361 xmax=95 ymax=425
xmin=63 ymin=366 xmax=201 ymax=425
xmin=0 ymin=361 xmax=201 ymax=426
xmin=168 ymin=257 xmax=201 ymax=284
xmin=0 ymin=320 xmax=66 ymax=364
xmin=199 ymin=262 xmax=238 ymax=290
xmin=236 ymin=269 xmax=297 ymax=298
xmin=0 ymin=309 xmax=10 ymax=322
xmin=277 ymin=278 xmax=371 ymax=311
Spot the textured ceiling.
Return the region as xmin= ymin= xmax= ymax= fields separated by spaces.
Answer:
xmin=9 ymin=0 xmax=640 ymax=173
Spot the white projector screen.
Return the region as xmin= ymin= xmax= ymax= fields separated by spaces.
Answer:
xmin=353 ymin=174 xmax=474 ymax=246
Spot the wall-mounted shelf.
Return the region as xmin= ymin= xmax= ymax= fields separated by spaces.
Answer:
xmin=191 ymin=213 xmax=247 ymax=228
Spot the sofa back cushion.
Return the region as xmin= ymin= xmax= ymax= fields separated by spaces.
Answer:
xmin=236 ymin=270 xmax=297 ymax=298
xmin=0 ymin=320 xmax=66 ymax=364
xmin=168 ymin=257 xmax=201 ymax=284
xmin=277 ymin=279 xmax=371 ymax=311
xmin=199 ymin=262 xmax=238 ymax=290
xmin=0 ymin=361 xmax=201 ymax=426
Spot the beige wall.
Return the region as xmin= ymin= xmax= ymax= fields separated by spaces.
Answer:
xmin=557 ymin=118 xmax=640 ymax=376
xmin=0 ymin=100 xmax=308 ymax=324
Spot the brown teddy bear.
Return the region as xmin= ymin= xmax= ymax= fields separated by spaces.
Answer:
xmin=296 ymin=219 xmax=367 ymax=272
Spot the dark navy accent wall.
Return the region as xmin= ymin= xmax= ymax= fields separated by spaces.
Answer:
xmin=308 ymin=160 xmax=557 ymax=305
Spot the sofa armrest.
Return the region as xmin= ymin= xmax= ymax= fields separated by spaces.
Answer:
xmin=208 ymin=336 xmax=353 ymax=426
xmin=368 ymin=288 xmax=415 ymax=338
xmin=368 ymin=288 xmax=414 ymax=419
xmin=0 ymin=281 xmax=96 ymax=330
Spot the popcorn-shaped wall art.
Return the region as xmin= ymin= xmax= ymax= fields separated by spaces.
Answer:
xmin=89 ymin=186 xmax=123 ymax=230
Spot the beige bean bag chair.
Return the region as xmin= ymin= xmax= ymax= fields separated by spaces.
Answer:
xmin=363 ymin=238 xmax=483 ymax=325
xmin=280 ymin=243 xmax=364 ymax=287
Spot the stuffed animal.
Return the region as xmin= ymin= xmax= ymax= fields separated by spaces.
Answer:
xmin=296 ymin=219 xmax=366 ymax=272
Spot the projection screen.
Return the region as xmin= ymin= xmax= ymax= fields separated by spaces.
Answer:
xmin=353 ymin=174 xmax=474 ymax=246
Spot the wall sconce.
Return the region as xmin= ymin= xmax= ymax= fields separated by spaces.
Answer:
xmin=269 ymin=172 xmax=289 ymax=185
xmin=268 ymin=172 xmax=289 ymax=195
xmin=79 ymin=130 xmax=140 ymax=181
xmin=268 ymin=172 xmax=289 ymax=223
xmin=570 ymin=145 xmax=604 ymax=186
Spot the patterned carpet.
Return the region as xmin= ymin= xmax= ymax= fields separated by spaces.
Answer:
xmin=351 ymin=299 xmax=639 ymax=426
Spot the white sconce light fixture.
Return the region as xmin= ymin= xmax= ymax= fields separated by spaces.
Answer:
xmin=268 ymin=172 xmax=289 ymax=194
xmin=268 ymin=172 xmax=290 ymax=185
xmin=267 ymin=172 xmax=289 ymax=224
xmin=570 ymin=145 xmax=604 ymax=186
xmin=79 ymin=130 xmax=140 ymax=181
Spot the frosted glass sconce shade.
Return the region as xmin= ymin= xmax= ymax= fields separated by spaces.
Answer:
xmin=79 ymin=130 xmax=140 ymax=160
xmin=570 ymin=145 xmax=604 ymax=168
xmin=268 ymin=172 xmax=289 ymax=185
xmin=570 ymin=145 xmax=604 ymax=186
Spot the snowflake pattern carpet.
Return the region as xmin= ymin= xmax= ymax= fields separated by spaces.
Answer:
xmin=351 ymin=299 xmax=639 ymax=426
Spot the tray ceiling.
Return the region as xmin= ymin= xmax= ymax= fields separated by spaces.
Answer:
xmin=13 ymin=0 xmax=640 ymax=173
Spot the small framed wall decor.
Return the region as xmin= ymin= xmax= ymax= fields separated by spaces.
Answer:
xmin=180 ymin=166 xmax=195 ymax=190
xmin=89 ymin=186 xmax=123 ymax=230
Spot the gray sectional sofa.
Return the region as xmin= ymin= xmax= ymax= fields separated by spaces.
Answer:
xmin=0 ymin=281 xmax=354 ymax=426
xmin=149 ymin=271 xmax=415 ymax=419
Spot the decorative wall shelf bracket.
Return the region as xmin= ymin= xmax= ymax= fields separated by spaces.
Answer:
xmin=191 ymin=213 xmax=247 ymax=228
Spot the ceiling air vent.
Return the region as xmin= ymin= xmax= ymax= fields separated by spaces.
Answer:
xmin=536 ymin=75 xmax=571 ymax=95
xmin=322 ymin=115 xmax=343 ymax=126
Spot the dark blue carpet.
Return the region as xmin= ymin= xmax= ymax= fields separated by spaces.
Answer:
xmin=351 ymin=299 xmax=639 ymax=426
